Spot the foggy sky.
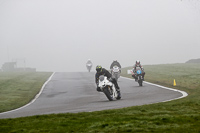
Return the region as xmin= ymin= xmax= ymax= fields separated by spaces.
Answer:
xmin=0 ymin=0 xmax=200 ymax=72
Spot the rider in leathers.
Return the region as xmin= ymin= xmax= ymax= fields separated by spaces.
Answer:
xmin=86 ymin=59 xmax=93 ymax=72
xmin=132 ymin=60 xmax=145 ymax=81
xmin=95 ymin=65 xmax=121 ymax=98
xmin=86 ymin=59 xmax=92 ymax=65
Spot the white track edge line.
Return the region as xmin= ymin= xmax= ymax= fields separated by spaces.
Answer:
xmin=0 ymin=74 xmax=188 ymax=115
xmin=0 ymin=72 xmax=55 ymax=114
xmin=121 ymin=76 xmax=188 ymax=102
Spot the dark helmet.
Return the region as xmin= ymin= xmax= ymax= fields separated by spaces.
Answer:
xmin=96 ymin=65 xmax=102 ymax=72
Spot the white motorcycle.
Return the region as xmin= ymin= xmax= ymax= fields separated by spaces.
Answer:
xmin=98 ymin=75 xmax=121 ymax=101
xmin=86 ymin=63 xmax=92 ymax=72
xmin=111 ymin=66 xmax=121 ymax=82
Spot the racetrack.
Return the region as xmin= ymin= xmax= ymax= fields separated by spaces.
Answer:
xmin=0 ymin=72 xmax=187 ymax=119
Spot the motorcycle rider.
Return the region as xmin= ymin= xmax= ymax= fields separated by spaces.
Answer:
xmin=86 ymin=59 xmax=93 ymax=71
xmin=132 ymin=60 xmax=145 ymax=81
xmin=86 ymin=59 xmax=92 ymax=66
xmin=95 ymin=65 xmax=121 ymax=98
xmin=110 ymin=60 xmax=121 ymax=73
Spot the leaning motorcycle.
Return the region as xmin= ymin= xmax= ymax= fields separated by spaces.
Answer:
xmin=86 ymin=63 xmax=92 ymax=72
xmin=98 ymin=75 xmax=121 ymax=101
xmin=111 ymin=66 xmax=121 ymax=82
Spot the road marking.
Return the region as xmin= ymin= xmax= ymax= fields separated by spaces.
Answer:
xmin=121 ymin=76 xmax=188 ymax=102
xmin=0 ymin=74 xmax=188 ymax=115
xmin=0 ymin=72 xmax=55 ymax=114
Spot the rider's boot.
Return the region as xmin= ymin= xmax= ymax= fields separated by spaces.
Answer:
xmin=142 ymin=76 xmax=145 ymax=81
xmin=116 ymin=87 xmax=121 ymax=99
xmin=142 ymin=72 xmax=145 ymax=81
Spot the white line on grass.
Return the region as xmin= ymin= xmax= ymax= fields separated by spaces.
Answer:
xmin=121 ymin=76 xmax=188 ymax=102
xmin=0 ymin=72 xmax=55 ymax=114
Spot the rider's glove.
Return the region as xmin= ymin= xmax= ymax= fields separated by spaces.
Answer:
xmin=97 ymin=87 xmax=101 ymax=92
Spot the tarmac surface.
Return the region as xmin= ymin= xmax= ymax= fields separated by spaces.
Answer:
xmin=0 ymin=72 xmax=184 ymax=119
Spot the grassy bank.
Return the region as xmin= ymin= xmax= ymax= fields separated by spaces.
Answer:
xmin=0 ymin=72 xmax=52 ymax=113
xmin=0 ymin=64 xmax=200 ymax=132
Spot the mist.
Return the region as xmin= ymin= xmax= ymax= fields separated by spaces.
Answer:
xmin=0 ymin=0 xmax=200 ymax=72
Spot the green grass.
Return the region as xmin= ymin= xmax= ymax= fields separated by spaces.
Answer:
xmin=0 ymin=72 xmax=52 ymax=113
xmin=0 ymin=63 xmax=200 ymax=133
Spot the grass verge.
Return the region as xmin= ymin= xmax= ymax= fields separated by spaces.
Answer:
xmin=0 ymin=72 xmax=52 ymax=113
xmin=0 ymin=63 xmax=200 ymax=132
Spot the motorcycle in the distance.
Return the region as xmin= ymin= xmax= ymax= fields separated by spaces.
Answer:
xmin=98 ymin=75 xmax=121 ymax=101
xmin=132 ymin=67 xmax=143 ymax=86
xmin=111 ymin=66 xmax=121 ymax=82
xmin=86 ymin=63 xmax=92 ymax=72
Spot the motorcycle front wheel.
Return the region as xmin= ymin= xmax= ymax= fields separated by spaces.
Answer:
xmin=103 ymin=86 xmax=114 ymax=101
xmin=138 ymin=76 xmax=143 ymax=86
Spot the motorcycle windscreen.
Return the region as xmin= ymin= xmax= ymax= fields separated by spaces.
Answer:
xmin=99 ymin=75 xmax=105 ymax=81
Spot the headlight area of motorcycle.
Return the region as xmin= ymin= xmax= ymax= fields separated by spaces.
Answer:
xmin=102 ymin=83 xmax=106 ymax=87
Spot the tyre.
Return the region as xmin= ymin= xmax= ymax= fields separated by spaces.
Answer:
xmin=139 ymin=80 xmax=143 ymax=86
xmin=115 ymin=75 xmax=118 ymax=82
xmin=103 ymin=86 xmax=114 ymax=101
xmin=138 ymin=76 xmax=143 ymax=86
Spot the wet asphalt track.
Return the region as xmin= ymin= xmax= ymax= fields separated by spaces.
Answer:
xmin=0 ymin=72 xmax=185 ymax=119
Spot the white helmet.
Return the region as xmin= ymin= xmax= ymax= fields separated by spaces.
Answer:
xmin=136 ymin=60 xmax=140 ymax=65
